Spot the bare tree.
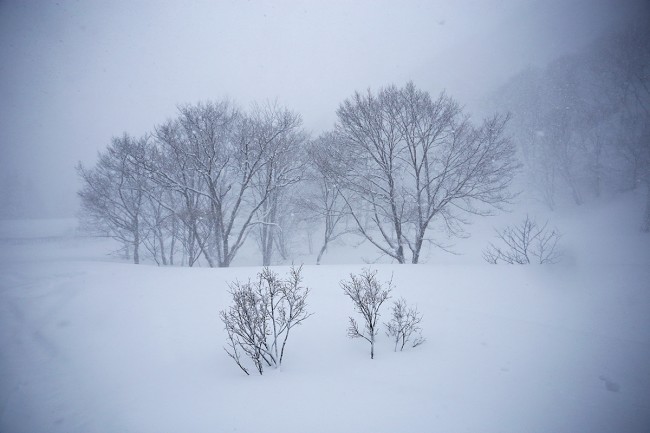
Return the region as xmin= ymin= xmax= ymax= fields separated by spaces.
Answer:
xmin=332 ymin=82 xmax=519 ymax=263
xmin=139 ymin=184 xmax=180 ymax=266
xmin=139 ymin=117 xmax=214 ymax=266
xmin=385 ymin=298 xmax=424 ymax=352
xmin=342 ymin=269 xmax=392 ymax=359
xmin=303 ymin=132 xmax=352 ymax=265
xmin=271 ymin=187 xmax=306 ymax=262
xmin=220 ymin=266 xmax=311 ymax=375
xmin=250 ymin=103 xmax=306 ymax=266
xmin=77 ymin=133 xmax=150 ymax=264
xmin=483 ymin=215 xmax=562 ymax=264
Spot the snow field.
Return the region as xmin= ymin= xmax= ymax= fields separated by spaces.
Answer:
xmin=1 ymin=193 xmax=649 ymax=432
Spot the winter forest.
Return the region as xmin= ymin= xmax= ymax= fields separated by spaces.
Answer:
xmin=2 ymin=1 xmax=650 ymax=433
xmin=78 ymin=24 xmax=649 ymax=267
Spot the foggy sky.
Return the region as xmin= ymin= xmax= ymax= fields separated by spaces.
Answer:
xmin=0 ymin=0 xmax=644 ymax=219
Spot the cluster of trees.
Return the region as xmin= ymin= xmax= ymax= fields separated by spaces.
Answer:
xmin=492 ymin=24 xmax=650 ymax=230
xmin=78 ymin=101 xmax=306 ymax=266
xmin=79 ymin=82 xmax=518 ymax=266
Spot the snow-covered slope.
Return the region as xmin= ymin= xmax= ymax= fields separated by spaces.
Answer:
xmin=1 ymin=193 xmax=649 ymax=433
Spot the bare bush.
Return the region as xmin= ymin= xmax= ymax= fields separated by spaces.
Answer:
xmin=385 ymin=298 xmax=425 ymax=352
xmin=483 ymin=216 xmax=562 ymax=264
xmin=341 ymin=269 xmax=392 ymax=359
xmin=220 ymin=265 xmax=311 ymax=375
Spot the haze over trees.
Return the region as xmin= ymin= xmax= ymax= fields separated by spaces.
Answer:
xmin=491 ymin=23 xmax=649 ymax=230
xmin=79 ymin=83 xmax=520 ymax=266
xmin=79 ymin=101 xmax=307 ymax=266
xmin=78 ymin=24 xmax=650 ymax=265
xmin=301 ymin=132 xmax=352 ymax=265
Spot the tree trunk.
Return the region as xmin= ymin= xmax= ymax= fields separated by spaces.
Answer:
xmin=642 ymin=181 xmax=650 ymax=233
xmin=219 ymin=226 xmax=230 ymax=267
xmin=260 ymin=197 xmax=278 ymax=266
xmin=395 ymin=245 xmax=405 ymax=264
xmin=157 ymin=230 xmax=167 ymax=266
xmin=262 ymin=226 xmax=273 ymax=266
xmin=169 ymin=219 xmax=176 ymax=266
xmin=411 ymin=239 xmax=422 ymax=264
xmin=133 ymin=236 xmax=140 ymax=264
xmin=316 ymin=241 xmax=327 ymax=265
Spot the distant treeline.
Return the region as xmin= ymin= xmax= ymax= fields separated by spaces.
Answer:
xmin=490 ymin=23 xmax=649 ymax=218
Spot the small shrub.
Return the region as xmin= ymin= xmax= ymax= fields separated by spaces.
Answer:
xmin=341 ymin=268 xmax=392 ymax=359
xmin=483 ymin=215 xmax=562 ymax=264
xmin=220 ymin=265 xmax=311 ymax=375
xmin=385 ymin=298 xmax=425 ymax=351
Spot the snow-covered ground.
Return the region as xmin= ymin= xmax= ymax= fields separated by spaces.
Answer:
xmin=1 ymin=193 xmax=649 ymax=433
